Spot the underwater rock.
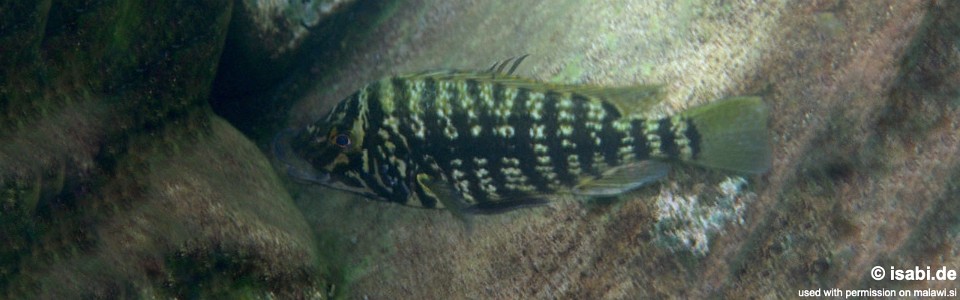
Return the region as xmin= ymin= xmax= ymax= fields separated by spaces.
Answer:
xmin=230 ymin=0 xmax=355 ymax=62
xmin=211 ymin=0 xmax=358 ymax=128
xmin=210 ymin=0 xmax=374 ymax=141
xmin=7 ymin=117 xmax=322 ymax=299
xmin=281 ymin=0 xmax=958 ymax=298
xmin=1 ymin=0 xmax=325 ymax=298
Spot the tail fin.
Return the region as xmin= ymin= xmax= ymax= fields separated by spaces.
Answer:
xmin=681 ymin=97 xmax=771 ymax=174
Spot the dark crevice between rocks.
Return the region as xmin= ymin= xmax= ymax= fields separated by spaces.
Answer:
xmin=0 ymin=0 xmax=264 ymax=298
xmin=210 ymin=1 xmax=398 ymax=144
xmin=875 ymin=1 xmax=960 ymax=146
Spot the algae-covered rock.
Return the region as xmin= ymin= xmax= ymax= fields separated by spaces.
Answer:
xmin=4 ymin=0 xmax=956 ymax=298
xmin=1 ymin=0 xmax=325 ymax=298
xmin=280 ymin=0 xmax=960 ymax=298
xmin=210 ymin=0 xmax=362 ymax=138
xmin=237 ymin=0 xmax=351 ymax=54
xmin=225 ymin=0 xmax=356 ymax=72
xmin=7 ymin=117 xmax=322 ymax=299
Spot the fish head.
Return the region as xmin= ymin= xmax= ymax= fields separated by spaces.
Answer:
xmin=294 ymin=97 xmax=379 ymax=197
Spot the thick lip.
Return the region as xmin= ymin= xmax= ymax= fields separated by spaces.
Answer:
xmin=283 ymin=163 xmax=331 ymax=184
xmin=291 ymin=168 xmax=379 ymax=199
xmin=273 ymin=128 xmax=334 ymax=185
xmin=272 ymin=127 xmax=380 ymax=199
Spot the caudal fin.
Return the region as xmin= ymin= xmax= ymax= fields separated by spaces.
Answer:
xmin=681 ymin=97 xmax=771 ymax=174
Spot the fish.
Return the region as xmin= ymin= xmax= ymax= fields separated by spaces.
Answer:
xmin=273 ymin=58 xmax=771 ymax=214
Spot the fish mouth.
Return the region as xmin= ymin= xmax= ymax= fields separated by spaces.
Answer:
xmin=310 ymin=173 xmax=379 ymax=198
xmin=272 ymin=128 xmax=330 ymax=184
xmin=281 ymin=148 xmax=376 ymax=197
xmin=286 ymin=167 xmax=378 ymax=199
xmin=271 ymin=128 xmax=377 ymax=197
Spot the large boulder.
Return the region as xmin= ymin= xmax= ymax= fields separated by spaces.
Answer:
xmin=210 ymin=0 xmax=360 ymax=138
xmin=281 ymin=0 xmax=960 ymax=298
xmin=0 ymin=1 xmax=324 ymax=298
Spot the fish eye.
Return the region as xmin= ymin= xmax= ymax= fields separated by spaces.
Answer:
xmin=334 ymin=134 xmax=351 ymax=148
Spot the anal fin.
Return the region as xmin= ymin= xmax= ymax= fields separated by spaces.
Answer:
xmin=417 ymin=173 xmax=550 ymax=219
xmin=417 ymin=173 xmax=475 ymax=230
xmin=572 ymin=161 xmax=670 ymax=197
xmin=461 ymin=197 xmax=550 ymax=215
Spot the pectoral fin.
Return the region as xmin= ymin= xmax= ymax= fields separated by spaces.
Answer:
xmin=417 ymin=173 xmax=474 ymax=228
xmin=572 ymin=161 xmax=670 ymax=197
xmin=416 ymin=173 xmax=548 ymax=219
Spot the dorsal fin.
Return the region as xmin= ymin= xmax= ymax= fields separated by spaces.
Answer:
xmin=486 ymin=54 xmax=530 ymax=76
xmin=432 ymin=72 xmax=665 ymax=116
xmin=549 ymin=84 xmax=664 ymax=116
xmin=406 ymin=63 xmax=665 ymax=116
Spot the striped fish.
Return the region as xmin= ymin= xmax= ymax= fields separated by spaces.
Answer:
xmin=274 ymin=61 xmax=770 ymax=214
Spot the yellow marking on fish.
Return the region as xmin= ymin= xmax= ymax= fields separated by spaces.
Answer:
xmin=559 ymin=124 xmax=573 ymax=136
xmin=534 ymin=143 xmax=549 ymax=154
xmin=379 ymin=78 xmax=395 ymax=114
xmin=407 ymin=79 xmax=424 ymax=114
xmin=593 ymin=152 xmax=607 ymax=169
xmin=456 ymin=81 xmax=477 ymax=121
xmin=437 ymin=81 xmax=454 ymax=114
xmin=496 ymin=87 xmax=517 ymax=120
xmin=618 ymin=145 xmax=634 ymax=161
xmin=567 ymin=154 xmax=581 ymax=175
xmin=393 ymin=156 xmax=407 ymax=176
xmin=537 ymin=156 xmax=551 ymax=164
xmin=586 ymin=100 xmax=606 ymax=121
xmin=644 ymin=119 xmax=662 ymax=156
xmin=530 ymin=124 xmax=546 ymax=140
xmin=671 ymin=115 xmax=693 ymax=160
xmin=528 ymin=91 xmax=545 ymax=120
xmin=480 ymin=82 xmax=495 ymax=109
xmin=473 ymin=157 xmax=488 ymax=167
xmin=362 ymin=149 xmax=371 ymax=173
xmin=444 ymin=125 xmax=459 ymax=140
xmin=558 ymin=93 xmax=575 ymax=122
xmin=471 ymin=125 xmax=482 ymax=137
xmin=410 ymin=114 xmax=426 ymax=139
xmin=497 ymin=125 xmax=515 ymax=137
xmin=384 ymin=140 xmax=397 ymax=153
